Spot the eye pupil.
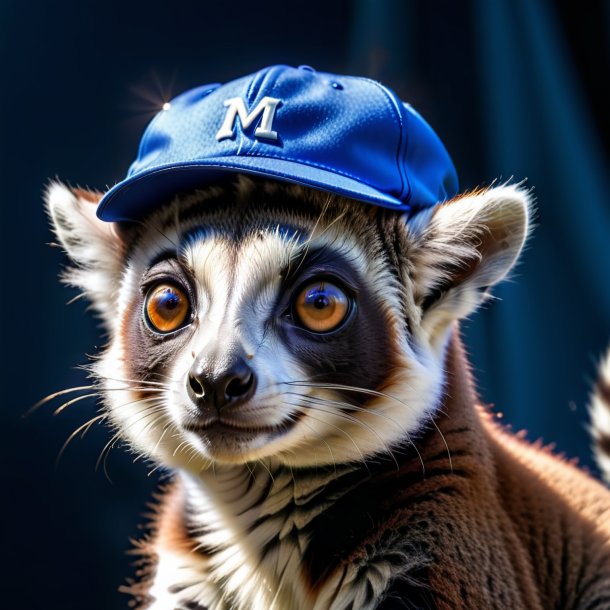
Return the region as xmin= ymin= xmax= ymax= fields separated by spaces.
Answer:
xmin=312 ymin=294 xmax=329 ymax=309
xmin=162 ymin=292 xmax=179 ymax=310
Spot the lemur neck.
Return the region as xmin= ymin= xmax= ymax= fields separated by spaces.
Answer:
xmin=433 ymin=326 xmax=488 ymax=454
xmin=413 ymin=327 xmax=493 ymax=482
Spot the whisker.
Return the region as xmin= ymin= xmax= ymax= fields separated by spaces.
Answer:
xmin=284 ymin=391 xmax=405 ymax=430
xmin=96 ymin=375 xmax=170 ymax=388
xmin=290 ymin=411 xmax=337 ymax=471
xmin=147 ymin=462 xmax=165 ymax=477
xmin=281 ymin=399 xmax=369 ymax=471
xmin=428 ymin=416 xmax=453 ymax=474
xmin=56 ymin=392 xmax=173 ymax=469
xmin=95 ymin=399 xmax=167 ymax=473
xmin=28 ymin=381 xmax=173 ymax=418
xmin=283 ymin=381 xmax=409 ymax=401
xmin=243 ymin=461 xmax=255 ymax=478
xmin=256 ymin=458 xmax=275 ymax=484
xmin=66 ymin=292 xmax=87 ymax=306
xmin=288 ymin=195 xmax=334 ymax=276
xmin=294 ymin=397 xmax=399 ymax=470
xmin=56 ymin=413 xmax=107 ymax=467
xmin=151 ymin=422 xmax=173 ymax=457
xmin=26 ymin=385 xmax=99 ymax=416
xmin=130 ymin=408 xmax=174 ymax=463
xmin=172 ymin=440 xmax=192 ymax=457
xmin=146 ymin=420 xmax=179 ymax=477
xmin=283 ymin=388 xmax=426 ymax=475
xmin=53 ymin=393 xmax=100 ymax=415
xmin=129 ymin=215 xmax=179 ymax=251
xmin=96 ymin=429 xmax=123 ymax=481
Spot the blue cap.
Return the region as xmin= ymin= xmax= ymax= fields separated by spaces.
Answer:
xmin=97 ymin=65 xmax=458 ymax=221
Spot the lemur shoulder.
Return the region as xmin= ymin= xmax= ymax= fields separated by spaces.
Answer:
xmin=47 ymin=176 xmax=610 ymax=610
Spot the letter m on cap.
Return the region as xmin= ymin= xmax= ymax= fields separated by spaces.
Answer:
xmin=216 ymin=96 xmax=281 ymax=142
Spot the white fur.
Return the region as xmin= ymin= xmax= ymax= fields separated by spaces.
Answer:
xmin=146 ymin=468 xmax=407 ymax=610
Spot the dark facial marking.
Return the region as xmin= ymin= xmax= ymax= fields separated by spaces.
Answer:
xmin=123 ymin=257 xmax=198 ymax=385
xmin=275 ymin=246 xmax=396 ymax=407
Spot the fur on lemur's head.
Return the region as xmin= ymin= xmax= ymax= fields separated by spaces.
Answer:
xmin=47 ymin=176 xmax=530 ymax=470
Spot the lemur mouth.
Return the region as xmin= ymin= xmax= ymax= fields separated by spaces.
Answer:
xmin=185 ymin=420 xmax=285 ymax=436
xmin=183 ymin=410 xmax=304 ymax=439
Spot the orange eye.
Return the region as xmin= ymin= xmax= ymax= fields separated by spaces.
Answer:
xmin=145 ymin=284 xmax=190 ymax=333
xmin=294 ymin=281 xmax=350 ymax=333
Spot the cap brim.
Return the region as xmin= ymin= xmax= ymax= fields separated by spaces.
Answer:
xmin=96 ymin=157 xmax=409 ymax=221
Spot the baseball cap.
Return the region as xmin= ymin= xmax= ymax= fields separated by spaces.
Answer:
xmin=97 ymin=64 xmax=458 ymax=221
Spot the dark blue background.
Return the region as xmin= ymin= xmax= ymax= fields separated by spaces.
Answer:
xmin=2 ymin=1 xmax=609 ymax=608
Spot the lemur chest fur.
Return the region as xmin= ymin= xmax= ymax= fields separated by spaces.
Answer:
xmin=149 ymin=464 xmax=400 ymax=610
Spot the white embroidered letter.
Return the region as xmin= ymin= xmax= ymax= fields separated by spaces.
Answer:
xmin=216 ymin=96 xmax=281 ymax=142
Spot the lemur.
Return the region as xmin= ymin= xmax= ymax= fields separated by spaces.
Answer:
xmin=46 ymin=65 xmax=610 ymax=610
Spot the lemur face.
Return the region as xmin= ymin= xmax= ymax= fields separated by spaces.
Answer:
xmin=47 ymin=177 xmax=530 ymax=471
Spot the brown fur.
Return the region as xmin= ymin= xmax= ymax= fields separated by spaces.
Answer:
xmin=133 ymin=329 xmax=610 ymax=609
xmin=121 ymin=482 xmax=208 ymax=609
xmin=426 ymin=333 xmax=610 ymax=608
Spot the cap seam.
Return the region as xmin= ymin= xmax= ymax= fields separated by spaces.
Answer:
xmin=359 ymin=77 xmax=410 ymax=201
xmin=146 ymin=153 xmax=381 ymax=190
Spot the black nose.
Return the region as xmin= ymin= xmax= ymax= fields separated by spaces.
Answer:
xmin=187 ymin=354 xmax=256 ymax=411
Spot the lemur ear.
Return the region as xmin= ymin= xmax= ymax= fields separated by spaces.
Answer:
xmin=46 ymin=181 xmax=127 ymax=324
xmin=409 ymin=184 xmax=532 ymax=337
xmin=46 ymin=181 xmax=124 ymax=263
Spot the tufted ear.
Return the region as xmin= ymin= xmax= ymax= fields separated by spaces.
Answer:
xmin=408 ymin=184 xmax=532 ymax=342
xmin=46 ymin=181 xmax=128 ymax=325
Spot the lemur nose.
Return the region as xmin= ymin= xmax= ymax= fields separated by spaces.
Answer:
xmin=187 ymin=355 xmax=256 ymax=411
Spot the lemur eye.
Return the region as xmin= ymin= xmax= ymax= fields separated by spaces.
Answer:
xmin=145 ymin=283 xmax=190 ymax=333
xmin=294 ymin=281 xmax=350 ymax=333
